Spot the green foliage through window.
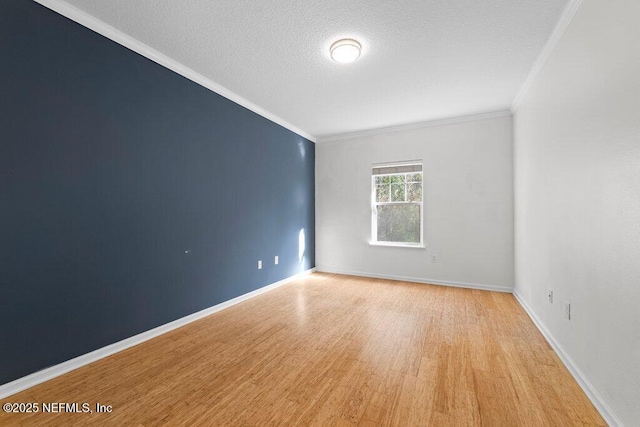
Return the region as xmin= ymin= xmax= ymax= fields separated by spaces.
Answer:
xmin=377 ymin=204 xmax=421 ymax=243
xmin=373 ymin=170 xmax=423 ymax=245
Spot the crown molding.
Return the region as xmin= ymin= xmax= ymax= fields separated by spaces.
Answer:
xmin=510 ymin=0 xmax=583 ymax=113
xmin=316 ymin=110 xmax=512 ymax=143
xmin=33 ymin=0 xmax=317 ymax=143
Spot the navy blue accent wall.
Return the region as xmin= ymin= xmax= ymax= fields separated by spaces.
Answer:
xmin=0 ymin=0 xmax=314 ymax=385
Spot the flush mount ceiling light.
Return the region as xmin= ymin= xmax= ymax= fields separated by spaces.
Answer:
xmin=330 ymin=39 xmax=362 ymax=64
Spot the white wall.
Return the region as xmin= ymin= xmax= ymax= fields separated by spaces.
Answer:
xmin=316 ymin=115 xmax=514 ymax=290
xmin=514 ymin=1 xmax=640 ymax=425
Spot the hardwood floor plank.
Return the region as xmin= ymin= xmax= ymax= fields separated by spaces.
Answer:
xmin=0 ymin=273 xmax=604 ymax=426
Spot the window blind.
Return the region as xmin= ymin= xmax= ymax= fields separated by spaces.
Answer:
xmin=372 ymin=163 xmax=422 ymax=175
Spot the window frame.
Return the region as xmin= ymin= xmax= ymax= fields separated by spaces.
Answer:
xmin=371 ymin=162 xmax=424 ymax=248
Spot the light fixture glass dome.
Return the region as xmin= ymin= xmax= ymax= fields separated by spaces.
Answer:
xmin=330 ymin=39 xmax=362 ymax=64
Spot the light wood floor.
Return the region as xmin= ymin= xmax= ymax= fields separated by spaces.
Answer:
xmin=0 ymin=273 xmax=604 ymax=426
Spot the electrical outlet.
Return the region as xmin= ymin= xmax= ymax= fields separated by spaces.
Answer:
xmin=565 ymin=302 xmax=571 ymax=320
xmin=257 ymin=260 xmax=262 ymax=270
xmin=431 ymin=254 xmax=437 ymax=263
xmin=547 ymin=290 xmax=553 ymax=304
xmin=274 ymin=255 xmax=279 ymax=265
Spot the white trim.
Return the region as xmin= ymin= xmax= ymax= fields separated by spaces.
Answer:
xmin=0 ymin=268 xmax=316 ymax=399
xmin=316 ymin=267 xmax=512 ymax=293
xmin=316 ymin=110 xmax=512 ymax=143
xmin=510 ymin=0 xmax=583 ymax=112
xmin=371 ymin=166 xmax=424 ymax=248
xmin=32 ymin=0 xmax=317 ymax=143
xmin=369 ymin=242 xmax=426 ymax=249
xmin=513 ymin=291 xmax=621 ymax=427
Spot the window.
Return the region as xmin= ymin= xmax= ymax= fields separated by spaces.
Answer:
xmin=371 ymin=162 xmax=423 ymax=247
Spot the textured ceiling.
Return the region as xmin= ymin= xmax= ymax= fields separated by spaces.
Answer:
xmin=59 ymin=0 xmax=569 ymax=139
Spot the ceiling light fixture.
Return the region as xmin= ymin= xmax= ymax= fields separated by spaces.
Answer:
xmin=330 ymin=39 xmax=361 ymax=64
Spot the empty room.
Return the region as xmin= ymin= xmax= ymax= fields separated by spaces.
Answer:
xmin=1 ymin=0 xmax=638 ymax=425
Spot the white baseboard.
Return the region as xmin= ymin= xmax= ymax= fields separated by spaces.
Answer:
xmin=2 ymin=268 xmax=619 ymax=426
xmin=513 ymin=291 xmax=620 ymax=427
xmin=0 ymin=268 xmax=315 ymax=400
xmin=316 ymin=267 xmax=513 ymax=293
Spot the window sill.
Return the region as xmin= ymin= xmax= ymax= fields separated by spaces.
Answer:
xmin=369 ymin=242 xmax=426 ymax=249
